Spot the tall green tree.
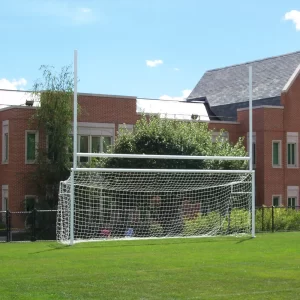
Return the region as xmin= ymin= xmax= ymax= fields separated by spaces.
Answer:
xmin=101 ymin=115 xmax=248 ymax=170
xmin=31 ymin=65 xmax=75 ymax=208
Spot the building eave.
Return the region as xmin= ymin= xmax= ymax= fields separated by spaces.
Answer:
xmin=282 ymin=64 xmax=300 ymax=93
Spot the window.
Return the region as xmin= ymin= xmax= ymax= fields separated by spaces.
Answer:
xmin=80 ymin=136 xmax=89 ymax=163
xmin=1 ymin=185 xmax=8 ymax=212
xmin=4 ymin=133 xmax=8 ymax=161
xmin=252 ymin=142 xmax=256 ymax=166
xmin=288 ymin=197 xmax=296 ymax=209
xmin=74 ymin=122 xmax=115 ymax=163
xmin=79 ymin=135 xmax=112 ymax=163
xmin=24 ymin=195 xmax=37 ymax=211
xmin=287 ymin=186 xmax=298 ymax=209
xmin=25 ymin=131 xmax=39 ymax=163
xmin=272 ymin=195 xmax=281 ymax=207
xmin=272 ymin=141 xmax=281 ymax=167
xmin=288 ymin=143 xmax=296 ymax=165
xmin=1 ymin=185 xmax=8 ymax=223
xmin=2 ymin=120 xmax=9 ymax=163
xmin=92 ymin=136 xmax=101 ymax=153
xmin=287 ymin=133 xmax=298 ymax=167
xmin=247 ymin=132 xmax=256 ymax=168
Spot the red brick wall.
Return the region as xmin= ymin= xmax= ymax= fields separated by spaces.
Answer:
xmin=0 ymin=108 xmax=37 ymax=212
xmin=280 ymin=73 xmax=300 ymax=206
xmin=237 ymin=106 xmax=285 ymax=206
xmin=0 ymin=94 xmax=140 ymax=212
xmin=78 ymin=94 xmax=139 ymax=136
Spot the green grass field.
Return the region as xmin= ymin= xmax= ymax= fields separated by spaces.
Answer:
xmin=0 ymin=233 xmax=300 ymax=300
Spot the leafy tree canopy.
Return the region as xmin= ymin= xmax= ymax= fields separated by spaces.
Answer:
xmin=99 ymin=115 xmax=248 ymax=170
xmin=31 ymin=65 xmax=75 ymax=208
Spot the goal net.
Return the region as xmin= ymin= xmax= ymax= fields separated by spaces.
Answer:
xmin=57 ymin=159 xmax=253 ymax=244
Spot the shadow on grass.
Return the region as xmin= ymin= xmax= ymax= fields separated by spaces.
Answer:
xmin=235 ymin=237 xmax=254 ymax=244
xmin=29 ymin=243 xmax=71 ymax=254
xmin=30 ymin=236 xmax=253 ymax=253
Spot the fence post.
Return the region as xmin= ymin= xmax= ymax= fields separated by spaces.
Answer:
xmin=31 ymin=209 xmax=37 ymax=242
xmin=6 ymin=210 xmax=11 ymax=242
xmin=272 ymin=205 xmax=275 ymax=233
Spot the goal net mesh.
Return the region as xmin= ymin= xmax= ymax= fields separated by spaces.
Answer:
xmin=57 ymin=170 xmax=252 ymax=243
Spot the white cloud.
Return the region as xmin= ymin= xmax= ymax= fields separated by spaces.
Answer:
xmin=174 ymin=68 xmax=180 ymax=71
xmin=81 ymin=8 xmax=91 ymax=13
xmin=159 ymin=89 xmax=192 ymax=101
xmin=0 ymin=78 xmax=33 ymax=108
xmin=0 ymin=78 xmax=27 ymax=90
xmin=284 ymin=10 xmax=300 ymax=30
xmin=146 ymin=59 xmax=163 ymax=67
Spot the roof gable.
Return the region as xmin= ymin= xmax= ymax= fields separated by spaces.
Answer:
xmin=188 ymin=51 xmax=300 ymax=106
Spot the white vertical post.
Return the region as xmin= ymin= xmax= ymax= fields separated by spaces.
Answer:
xmin=70 ymin=50 xmax=78 ymax=245
xmin=70 ymin=169 xmax=75 ymax=245
xmin=73 ymin=49 xmax=78 ymax=170
xmin=249 ymin=66 xmax=256 ymax=238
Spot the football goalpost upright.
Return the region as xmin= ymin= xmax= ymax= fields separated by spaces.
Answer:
xmin=56 ymin=51 xmax=255 ymax=245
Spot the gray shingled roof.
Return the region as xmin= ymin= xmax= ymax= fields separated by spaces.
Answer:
xmin=188 ymin=51 xmax=300 ymax=106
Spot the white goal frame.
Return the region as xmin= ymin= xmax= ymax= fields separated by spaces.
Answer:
xmin=63 ymin=51 xmax=255 ymax=245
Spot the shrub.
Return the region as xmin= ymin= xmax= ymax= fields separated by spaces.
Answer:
xmin=255 ymin=207 xmax=300 ymax=232
xmin=149 ymin=223 xmax=164 ymax=237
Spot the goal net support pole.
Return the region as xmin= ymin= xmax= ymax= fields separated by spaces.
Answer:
xmin=70 ymin=50 xmax=78 ymax=246
xmin=249 ymin=66 xmax=256 ymax=238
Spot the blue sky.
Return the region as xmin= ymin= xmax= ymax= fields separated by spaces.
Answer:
xmin=1 ymin=0 xmax=300 ymax=102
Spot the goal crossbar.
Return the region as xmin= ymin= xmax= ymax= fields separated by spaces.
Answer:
xmin=72 ymin=168 xmax=254 ymax=174
xmin=76 ymin=153 xmax=250 ymax=161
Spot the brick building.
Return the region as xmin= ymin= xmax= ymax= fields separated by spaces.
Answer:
xmin=0 ymin=93 xmax=139 ymax=213
xmin=1 ymin=51 xmax=300 ymax=212
xmin=188 ymin=51 xmax=300 ymax=207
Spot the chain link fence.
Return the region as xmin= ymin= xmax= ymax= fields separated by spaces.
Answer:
xmin=0 ymin=210 xmax=57 ymax=242
xmin=255 ymin=206 xmax=300 ymax=232
xmin=0 ymin=206 xmax=300 ymax=242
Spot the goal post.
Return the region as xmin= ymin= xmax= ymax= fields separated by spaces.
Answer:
xmin=57 ymin=154 xmax=255 ymax=245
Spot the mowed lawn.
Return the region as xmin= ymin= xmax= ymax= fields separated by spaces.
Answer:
xmin=0 ymin=233 xmax=300 ymax=300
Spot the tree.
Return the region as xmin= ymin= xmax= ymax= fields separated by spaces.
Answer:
xmin=30 ymin=65 xmax=75 ymax=208
xmin=89 ymin=115 xmax=248 ymax=237
xmin=100 ymin=115 xmax=248 ymax=170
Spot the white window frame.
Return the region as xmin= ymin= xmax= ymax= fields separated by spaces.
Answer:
xmin=70 ymin=123 xmax=115 ymax=163
xmin=1 ymin=185 xmax=8 ymax=224
xmin=247 ymin=132 xmax=256 ymax=168
xmin=287 ymin=186 xmax=299 ymax=208
xmin=272 ymin=140 xmax=282 ymax=168
xmin=272 ymin=195 xmax=281 ymax=207
xmin=78 ymin=135 xmax=113 ymax=163
xmin=25 ymin=130 xmax=39 ymax=164
xmin=287 ymin=132 xmax=298 ymax=168
xmin=1 ymin=185 xmax=8 ymax=212
xmin=2 ymin=120 xmax=9 ymax=164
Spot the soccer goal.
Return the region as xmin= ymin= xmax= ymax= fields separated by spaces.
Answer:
xmin=57 ymin=154 xmax=255 ymax=244
xmin=56 ymin=51 xmax=255 ymax=245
